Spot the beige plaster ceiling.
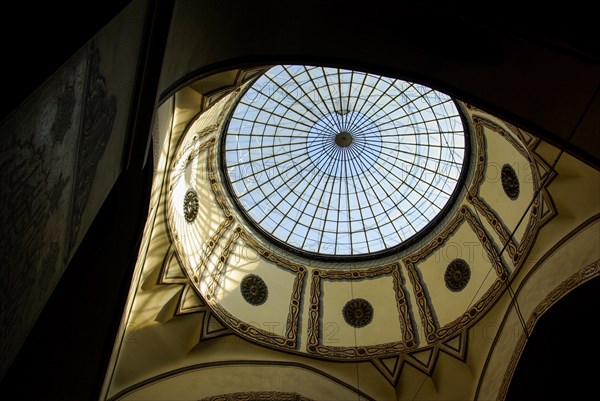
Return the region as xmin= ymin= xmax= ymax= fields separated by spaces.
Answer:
xmin=100 ymin=66 xmax=600 ymax=401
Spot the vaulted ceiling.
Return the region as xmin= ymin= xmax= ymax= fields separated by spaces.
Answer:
xmin=1 ymin=1 xmax=599 ymax=400
xmin=100 ymin=64 xmax=599 ymax=400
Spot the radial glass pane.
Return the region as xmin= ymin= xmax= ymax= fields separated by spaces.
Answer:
xmin=223 ymin=65 xmax=468 ymax=258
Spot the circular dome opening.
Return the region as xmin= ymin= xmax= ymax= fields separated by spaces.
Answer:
xmin=222 ymin=65 xmax=469 ymax=260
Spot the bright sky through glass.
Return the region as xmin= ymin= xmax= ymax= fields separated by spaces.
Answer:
xmin=223 ymin=65 xmax=466 ymax=257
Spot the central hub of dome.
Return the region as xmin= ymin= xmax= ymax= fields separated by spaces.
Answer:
xmin=335 ymin=131 xmax=353 ymax=147
xmin=305 ymin=110 xmax=382 ymax=178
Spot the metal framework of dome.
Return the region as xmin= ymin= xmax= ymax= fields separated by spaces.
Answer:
xmin=222 ymin=65 xmax=468 ymax=259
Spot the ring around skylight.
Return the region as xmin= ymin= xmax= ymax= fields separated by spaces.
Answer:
xmin=222 ymin=65 xmax=468 ymax=260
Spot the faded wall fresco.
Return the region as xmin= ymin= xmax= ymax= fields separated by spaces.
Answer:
xmin=0 ymin=0 xmax=146 ymax=380
xmin=67 ymin=45 xmax=117 ymax=251
xmin=0 ymin=42 xmax=114 ymax=380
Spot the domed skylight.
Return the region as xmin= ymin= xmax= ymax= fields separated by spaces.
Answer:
xmin=222 ymin=65 xmax=468 ymax=259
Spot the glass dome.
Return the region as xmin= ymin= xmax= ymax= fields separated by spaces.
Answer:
xmin=222 ymin=65 xmax=468 ymax=259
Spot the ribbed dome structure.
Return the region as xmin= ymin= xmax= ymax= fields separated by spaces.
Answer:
xmin=223 ymin=65 xmax=468 ymax=259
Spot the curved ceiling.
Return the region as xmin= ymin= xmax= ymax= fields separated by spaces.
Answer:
xmin=2 ymin=2 xmax=599 ymax=401
xmin=164 ymin=65 xmax=553 ymax=361
xmin=100 ymin=63 xmax=599 ymax=401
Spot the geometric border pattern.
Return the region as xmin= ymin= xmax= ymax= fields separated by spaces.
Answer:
xmin=403 ymin=206 xmax=509 ymax=343
xmin=204 ymin=142 xmax=308 ymax=351
xmin=166 ymin=133 xmax=310 ymax=351
xmin=236 ymin=221 xmax=310 ymax=351
xmin=306 ymin=264 xmax=416 ymax=359
xmin=467 ymin=115 xmax=557 ymax=270
xmin=371 ymin=329 xmax=469 ymax=385
xmin=208 ymin=228 xmax=307 ymax=351
xmin=156 ymin=245 xmax=233 ymax=341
